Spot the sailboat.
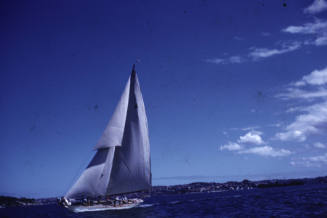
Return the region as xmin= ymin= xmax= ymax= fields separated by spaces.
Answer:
xmin=61 ymin=65 xmax=151 ymax=212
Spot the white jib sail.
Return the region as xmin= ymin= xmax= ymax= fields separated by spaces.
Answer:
xmin=65 ymin=67 xmax=151 ymax=199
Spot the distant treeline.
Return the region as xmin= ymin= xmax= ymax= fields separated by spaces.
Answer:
xmin=1 ymin=176 xmax=327 ymax=207
xmin=0 ymin=196 xmax=35 ymax=207
xmin=149 ymin=176 xmax=327 ymax=195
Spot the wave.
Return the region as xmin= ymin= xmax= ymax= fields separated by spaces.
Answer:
xmin=137 ymin=203 xmax=157 ymax=208
xmin=169 ymin=201 xmax=181 ymax=205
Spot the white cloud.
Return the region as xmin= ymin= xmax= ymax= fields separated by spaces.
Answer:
xmin=286 ymin=106 xmax=304 ymax=113
xmin=314 ymin=142 xmax=326 ymax=148
xmin=205 ymin=58 xmax=224 ymax=64
xmin=276 ymin=101 xmax=327 ymax=141
xmin=220 ymin=132 xmax=291 ymax=158
xmin=229 ymin=56 xmax=243 ymax=63
xmin=294 ymin=66 xmax=327 ymax=86
xmin=208 ymin=19 xmax=327 ymax=66
xmin=220 ymin=142 xmax=291 ymax=158
xmin=239 ymin=146 xmax=291 ymax=157
xmin=241 ymin=126 xmax=260 ymax=131
xmin=283 ymin=20 xmax=327 ymax=47
xmin=276 ymin=130 xmax=308 ymax=142
xmin=261 ymin=32 xmax=271 ymax=37
xmin=283 ymin=20 xmax=327 ymax=34
xmin=291 ymin=153 xmax=327 ymax=167
xmin=276 ymin=87 xmax=327 ymax=100
xmin=220 ymin=142 xmax=242 ymax=151
xmin=205 ymin=56 xmax=244 ymax=65
xmin=207 ymin=40 xmax=302 ymax=64
xmin=229 ymin=126 xmax=260 ymax=131
xmin=315 ymin=34 xmax=327 ymax=45
xmin=238 ymin=131 xmax=264 ymax=145
xmin=304 ymin=0 xmax=327 ymax=14
xmin=234 ymin=36 xmax=243 ymax=41
xmin=306 ymin=153 xmax=327 ymax=163
xmin=267 ymin=123 xmax=282 ymax=128
xmin=277 ymin=67 xmax=327 ymax=100
xmin=249 ymin=41 xmax=301 ymax=60
xmin=276 ymin=66 xmax=327 ymax=142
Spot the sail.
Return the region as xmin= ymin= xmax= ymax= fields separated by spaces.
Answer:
xmin=66 ymin=66 xmax=151 ymax=199
xmin=107 ymin=70 xmax=151 ymax=195
xmin=65 ymin=147 xmax=115 ymax=199
xmin=95 ymin=78 xmax=131 ymax=149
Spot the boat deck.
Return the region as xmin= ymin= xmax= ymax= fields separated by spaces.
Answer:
xmin=65 ymin=199 xmax=143 ymax=213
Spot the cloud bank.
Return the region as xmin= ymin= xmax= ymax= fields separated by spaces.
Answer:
xmin=239 ymin=146 xmax=291 ymax=157
xmin=283 ymin=20 xmax=327 ymax=46
xmin=220 ymin=131 xmax=291 ymax=158
xmin=304 ymin=0 xmax=327 ymax=14
xmin=291 ymin=153 xmax=327 ymax=167
xmin=294 ymin=66 xmax=327 ymax=86
xmin=276 ymin=66 xmax=327 ymax=142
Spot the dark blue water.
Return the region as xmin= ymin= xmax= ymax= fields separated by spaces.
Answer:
xmin=1 ymin=184 xmax=327 ymax=217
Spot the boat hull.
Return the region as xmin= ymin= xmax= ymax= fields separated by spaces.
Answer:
xmin=65 ymin=199 xmax=143 ymax=213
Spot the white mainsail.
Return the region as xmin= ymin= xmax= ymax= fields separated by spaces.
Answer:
xmin=65 ymin=66 xmax=151 ymax=199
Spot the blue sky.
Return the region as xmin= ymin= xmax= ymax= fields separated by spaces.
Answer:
xmin=1 ymin=0 xmax=327 ymax=198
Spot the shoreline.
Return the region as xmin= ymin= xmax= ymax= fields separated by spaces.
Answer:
xmin=1 ymin=175 xmax=326 ymax=207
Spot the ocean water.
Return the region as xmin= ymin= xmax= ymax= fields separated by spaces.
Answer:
xmin=1 ymin=183 xmax=326 ymax=217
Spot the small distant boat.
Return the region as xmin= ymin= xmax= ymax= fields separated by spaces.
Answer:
xmin=61 ymin=65 xmax=151 ymax=212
